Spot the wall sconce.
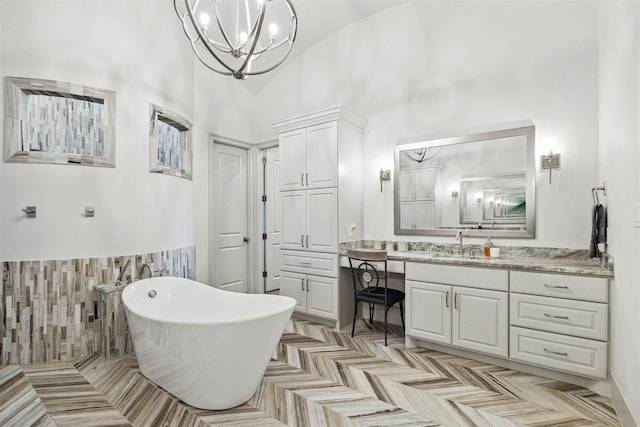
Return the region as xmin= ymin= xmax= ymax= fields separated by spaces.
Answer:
xmin=541 ymin=151 xmax=561 ymax=184
xmin=379 ymin=169 xmax=391 ymax=192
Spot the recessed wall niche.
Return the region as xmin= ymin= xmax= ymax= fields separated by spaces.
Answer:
xmin=4 ymin=76 xmax=116 ymax=167
xmin=149 ymin=103 xmax=192 ymax=180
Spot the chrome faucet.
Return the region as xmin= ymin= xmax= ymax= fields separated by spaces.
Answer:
xmin=140 ymin=263 xmax=153 ymax=279
xmin=115 ymin=260 xmax=131 ymax=286
xmin=455 ymin=229 xmax=464 ymax=255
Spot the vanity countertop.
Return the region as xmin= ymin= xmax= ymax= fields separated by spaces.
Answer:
xmin=383 ymin=250 xmax=613 ymax=277
xmin=341 ymin=241 xmax=613 ymax=277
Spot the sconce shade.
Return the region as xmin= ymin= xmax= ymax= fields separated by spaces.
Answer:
xmin=174 ymin=0 xmax=298 ymax=80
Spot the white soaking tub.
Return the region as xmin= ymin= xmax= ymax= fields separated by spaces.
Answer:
xmin=122 ymin=277 xmax=295 ymax=410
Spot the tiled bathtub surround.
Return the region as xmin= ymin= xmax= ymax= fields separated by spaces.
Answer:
xmin=1 ymin=246 xmax=195 ymax=365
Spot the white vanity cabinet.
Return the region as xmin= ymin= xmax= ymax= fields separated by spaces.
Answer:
xmin=280 ymin=251 xmax=339 ymax=320
xmin=275 ymin=107 xmax=366 ymax=327
xmin=280 ymin=188 xmax=338 ymax=253
xmin=509 ymin=271 xmax=609 ymax=379
xmin=279 ymin=121 xmax=338 ymax=191
xmin=281 ymin=270 xmax=338 ymax=320
xmin=406 ymin=263 xmax=509 ymax=357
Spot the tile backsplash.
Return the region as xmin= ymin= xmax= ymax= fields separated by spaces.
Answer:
xmin=1 ymin=245 xmax=195 ymax=365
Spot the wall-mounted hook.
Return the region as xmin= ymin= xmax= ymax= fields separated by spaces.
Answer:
xmin=84 ymin=206 xmax=95 ymax=217
xmin=22 ymin=206 xmax=36 ymax=218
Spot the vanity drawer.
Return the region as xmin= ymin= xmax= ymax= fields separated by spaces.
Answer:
xmin=281 ymin=250 xmax=338 ymax=277
xmin=406 ymin=262 xmax=508 ymax=291
xmin=510 ymin=326 xmax=607 ymax=379
xmin=510 ymin=294 xmax=607 ymax=341
xmin=510 ymin=271 xmax=608 ymax=303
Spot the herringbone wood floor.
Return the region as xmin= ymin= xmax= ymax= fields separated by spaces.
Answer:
xmin=0 ymin=319 xmax=620 ymax=426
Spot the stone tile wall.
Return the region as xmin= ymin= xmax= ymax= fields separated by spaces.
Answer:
xmin=1 ymin=246 xmax=195 ymax=365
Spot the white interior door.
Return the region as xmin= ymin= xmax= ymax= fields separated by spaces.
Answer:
xmin=212 ymin=143 xmax=248 ymax=293
xmin=264 ymin=147 xmax=281 ymax=292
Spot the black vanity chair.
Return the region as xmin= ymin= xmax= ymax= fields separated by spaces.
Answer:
xmin=347 ymin=249 xmax=405 ymax=346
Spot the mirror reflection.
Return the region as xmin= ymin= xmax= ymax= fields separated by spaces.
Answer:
xmin=394 ymin=123 xmax=535 ymax=238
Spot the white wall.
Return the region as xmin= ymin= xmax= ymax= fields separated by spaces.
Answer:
xmin=248 ymin=1 xmax=599 ymax=249
xmin=598 ymin=2 xmax=640 ymax=424
xmin=0 ymin=1 xmax=194 ymax=260
xmin=191 ymin=61 xmax=262 ymax=282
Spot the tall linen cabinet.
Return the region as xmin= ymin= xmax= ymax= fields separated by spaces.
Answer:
xmin=274 ymin=107 xmax=366 ymax=327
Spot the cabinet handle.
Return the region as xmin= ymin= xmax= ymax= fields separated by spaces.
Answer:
xmin=445 ymin=291 xmax=449 ymax=308
xmin=301 ymin=235 xmax=305 ymax=248
xmin=454 ymin=292 xmax=458 ymax=309
xmin=306 ymin=173 xmax=309 ymax=186
xmin=306 ymin=278 xmax=309 ymax=291
xmin=543 ymin=348 xmax=568 ymax=357
xmin=301 ymin=173 xmax=304 ymax=186
xmin=544 ymin=284 xmax=569 ymax=289
xmin=544 ymin=313 xmax=569 ymax=320
xmin=301 ymin=278 xmax=305 ymax=291
xmin=300 ymin=262 xmax=311 ymax=266
xmin=306 ymin=235 xmax=310 ymax=248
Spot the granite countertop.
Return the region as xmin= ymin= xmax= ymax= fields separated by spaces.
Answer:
xmin=384 ymin=250 xmax=613 ymax=277
xmin=342 ymin=241 xmax=614 ymax=278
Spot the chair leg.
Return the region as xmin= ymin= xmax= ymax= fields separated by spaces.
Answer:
xmin=399 ymin=300 xmax=405 ymax=331
xmin=369 ymin=303 xmax=375 ymax=324
xmin=351 ymin=300 xmax=358 ymax=337
xmin=384 ymin=306 xmax=389 ymax=346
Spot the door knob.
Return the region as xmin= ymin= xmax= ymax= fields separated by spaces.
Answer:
xmin=243 ymin=237 xmax=249 ymax=243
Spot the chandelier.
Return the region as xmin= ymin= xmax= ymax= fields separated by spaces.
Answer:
xmin=174 ymin=0 xmax=298 ymax=80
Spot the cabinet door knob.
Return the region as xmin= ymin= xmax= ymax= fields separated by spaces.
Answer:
xmin=454 ymin=292 xmax=458 ymax=309
xmin=445 ymin=291 xmax=449 ymax=308
xmin=301 ymin=235 xmax=305 ymax=248
xmin=301 ymin=174 xmax=304 ymax=186
xmin=301 ymin=278 xmax=305 ymax=291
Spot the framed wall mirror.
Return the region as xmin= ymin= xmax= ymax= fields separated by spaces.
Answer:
xmin=394 ymin=122 xmax=535 ymax=238
xmin=4 ymin=76 xmax=116 ymax=166
xmin=149 ymin=103 xmax=192 ymax=180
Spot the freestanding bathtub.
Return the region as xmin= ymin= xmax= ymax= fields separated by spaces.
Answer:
xmin=121 ymin=277 xmax=296 ymax=410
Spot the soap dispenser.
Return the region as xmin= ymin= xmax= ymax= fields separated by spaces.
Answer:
xmin=483 ymin=237 xmax=493 ymax=257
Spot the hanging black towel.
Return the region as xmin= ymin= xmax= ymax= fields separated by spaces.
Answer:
xmin=589 ymin=204 xmax=606 ymax=258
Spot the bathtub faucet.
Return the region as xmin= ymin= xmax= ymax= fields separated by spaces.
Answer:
xmin=115 ymin=260 xmax=131 ymax=286
xmin=140 ymin=263 xmax=153 ymax=279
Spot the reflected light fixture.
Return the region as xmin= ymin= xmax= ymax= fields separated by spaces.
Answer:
xmin=174 ymin=0 xmax=298 ymax=80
